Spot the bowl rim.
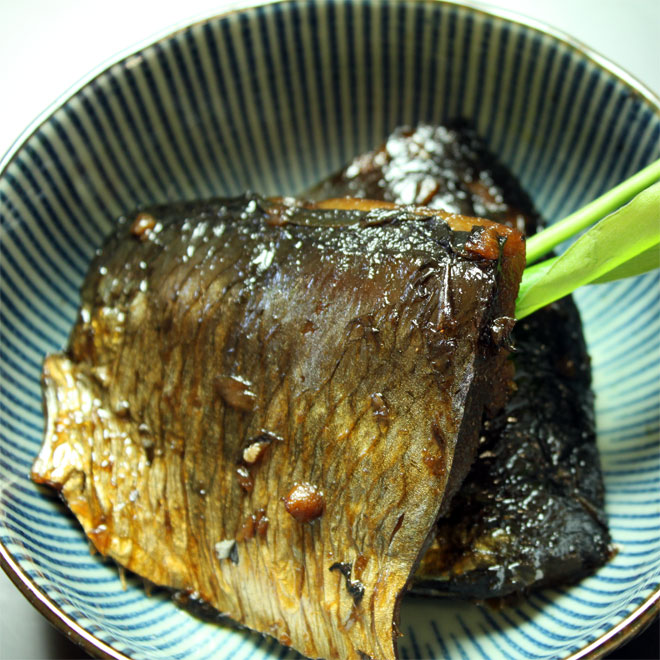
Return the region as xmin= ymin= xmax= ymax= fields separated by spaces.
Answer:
xmin=1 ymin=0 xmax=659 ymax=177
xmin=1 ymin=1 xmax=659 ymax=658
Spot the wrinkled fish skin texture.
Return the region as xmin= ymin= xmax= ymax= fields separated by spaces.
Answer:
xmin=309 ymin=123 xmax=611 ymax=599
xmin=33 ymin=195 xmax=524 ymax=660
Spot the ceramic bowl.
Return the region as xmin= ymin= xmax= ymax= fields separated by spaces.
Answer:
xmin=1 ymin=1 xmax=658 ymax=658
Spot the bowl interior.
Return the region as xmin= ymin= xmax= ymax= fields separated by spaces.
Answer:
xmin=1 ymin=1 xmax=659 ymax=659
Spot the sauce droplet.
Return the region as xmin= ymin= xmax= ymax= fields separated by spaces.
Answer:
xmin=236 ymin=465 xmax=254 ymax=492
xmin=283 ymin=482 xmax=324 ymax=522
xmin=130 ymin=212 xmax=157 ymax=240
xmin=216 ymin=375 xmax=257 ymax=412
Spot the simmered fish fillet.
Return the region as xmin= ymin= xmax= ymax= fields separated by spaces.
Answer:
xmin=416 ymin=299 xmax=611 ymax=599
xmin=33 ymin=195 xmax=524 ymax=659
xmin=307 ymin=122 xmax=538 ymax=236
xmin=308 ymin=123 xmax=611 ymax=599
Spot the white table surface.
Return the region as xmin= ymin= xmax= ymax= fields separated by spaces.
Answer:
xmin=1 ymin=1 xmax=658 ymax=658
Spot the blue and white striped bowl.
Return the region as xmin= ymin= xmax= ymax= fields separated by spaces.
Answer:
xmin=1 ymin=1 xmax=658 ymax=658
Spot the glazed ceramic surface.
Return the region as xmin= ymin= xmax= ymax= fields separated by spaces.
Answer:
xmin=1 ymin=1 xmax=658 ymax=658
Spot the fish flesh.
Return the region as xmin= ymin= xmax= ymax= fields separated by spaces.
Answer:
xmin=308 ymin=123 xmax=611 ymax=599
xmin=33 ymin=195 xmax=524 ymax=659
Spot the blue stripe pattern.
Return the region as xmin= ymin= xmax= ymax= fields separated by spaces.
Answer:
xmin=1 ymin=1 xmax=659 ymax=659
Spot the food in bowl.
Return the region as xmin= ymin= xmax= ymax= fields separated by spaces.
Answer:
xmin=309 ymin=124 xmax=612 ymax=601
xmin=28 ymin=121 xmax=609 ymax=657
xmin=30 ymin=119 xmax=617 ymax=659
xmin=33 ymin=187 xmax=526 ymax=659
xmin=0 ymin=0 xmax=656 ymax=657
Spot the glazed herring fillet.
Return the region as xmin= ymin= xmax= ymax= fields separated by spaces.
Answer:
xmin=308 ymin=123 xmax=611 ymax=599
xmin=32 ymin=195 xmax=524 ymax=660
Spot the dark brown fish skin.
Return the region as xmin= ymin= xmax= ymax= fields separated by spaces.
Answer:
xmin=32 ymin=195 xmax=524 ymax=659
xmin=308 ymin=123 xmax=611 ymax=599
xmin=415 ymin=300 xmax=611 ymax=599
